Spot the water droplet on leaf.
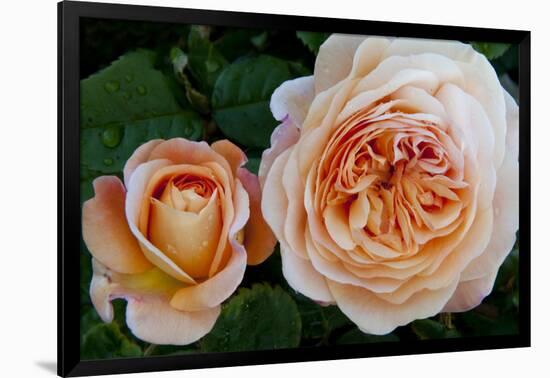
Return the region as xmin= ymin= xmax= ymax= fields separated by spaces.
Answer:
xmin=183 ymin=124 xmax=194 ymax=137
xmin=101 ymin=125 xmax=123 ymax=148
xmin=104 ymin=80 xmax=120 ymax=93
xmin=136 ymin=85 xmax=147 ymax=95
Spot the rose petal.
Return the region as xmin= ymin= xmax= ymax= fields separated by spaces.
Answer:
xmin=211 ymin=139 xmax=247 ymax=177
xmin=460 ymin=146 xmax=519 ymax=281
xmin=126 ymin=296 xmax=220 ymax=345
xmin=148 ymin=190 xmax=222 ymax=279
xmin=258 ymin=119 xmax=300 ymax=188
xmin=282 ymin=147 xmax=310 ymax=259
xmin=169 ymin=180 xmax=250 ymax=311
xmin=384 ymin=38 xmax=507 ymax=166
xmin=261 ymin=148 xmax=292 ymax=242
xmin=280 ymin=243 xmax=334 ymax=303
xmin=123 ymin=139 xmax=164 ymax=186
xmin=148 ymin=138 xmax=234 ymax=179
xmin=442 ymin=269 xmax=498 ymax=312
xmin=315 ymin=34 xmax=366 ymax=93
xmin=125 ymin=159 xmax=197 ymax=284
xmin=327 ymin=277 xmax=459 ymax=335
xmin=82 ymin=176 xmax=152 ymax=274
xmin=270 ymin=75 xmax=315 ymax=125
xmin=238 ymin=168 xmax=277 ymax=265
xmin=503 ymin=90 xmax=519 ymax=160
xmin=89 ymin=258 xmax=182 ymax=323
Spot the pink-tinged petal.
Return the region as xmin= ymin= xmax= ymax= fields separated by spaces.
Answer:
xmin=123 ymin=139 xmax=164 ymax=186
xmin=89 ymin=259 xmax=117 ymax=322
xmin=280 ymin=243 xmax=334 ymax=303
xmin=125 ymin=159 xmax=197 ymax=284
xmin=258 ymin=119 xmax=300 ymax=188
xmin=89 ymin=258 xmax=183 ymax=324
xmin=270 ymin=76 xmax=315 ymax=125
xmin=170 ymin=180 xmax=250 ymax=311
xmin=82 ymin=176 xmax=152 ymax=274
xmin=90 ymin=258 xmax=216 ymax=345
xmin=327 ymin=277 xmax=459 ymax=335
xmin=211 ymin=139 xmax=247 ymax=177
xmin=237 ymin=168 xmax=277 ymax=265
xmin=442 ymin=270 xmax=498 ymax=312
xmin=314 ymin=34 xmax=365 ymax=94
xmin=261 ymin=148 xmax=292 ymax=242
xmin=126 ymin=296 xmax=220 ymax=345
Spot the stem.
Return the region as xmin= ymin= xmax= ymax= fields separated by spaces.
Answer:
xmin=143 ymin=344 xmax=157 ymax=357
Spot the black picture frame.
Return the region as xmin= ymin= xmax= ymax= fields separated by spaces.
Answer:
xmin=58 ymin=1 xmax=531 ymax=376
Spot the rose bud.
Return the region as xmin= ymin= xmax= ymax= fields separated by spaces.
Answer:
xmin=83 ymin=138 xmax=276 ymax=345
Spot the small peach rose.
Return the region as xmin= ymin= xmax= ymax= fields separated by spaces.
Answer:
xmin=260 ymin=36 xmax=519 ymax=334
xmin=83 ymin=138 xmax=276 ymax=345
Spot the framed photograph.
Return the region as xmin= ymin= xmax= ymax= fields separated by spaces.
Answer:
xmin=58 ymin=1 xmax=531 ymax=376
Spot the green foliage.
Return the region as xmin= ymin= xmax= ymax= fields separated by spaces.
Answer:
xmin=471 ymin=42 xmax=511 ymax=60
xmin=81 ymin=50 xmax=182 ymax=128
xmin=200 ymin=284 xmax=302 ymax=352
xmin=412 ymin=318 xmax=461 ymax=340
xmin=296 ymin=31 xmax=330 ymax=54
xmin=214 ymin=29 xmax=259 ymax=61
xmin=294 ymin=294 xmax=352 ymax=341
xmin=81 ymin=111 xmax=203 ymax=175
xmin=212 ymin=55 xmax=308 ymax=148
xmin=81 ymin=322 xmax=143 ymax=360
xmin=187 ymin=26 xmax=228 ymax=95
xmin=80 ymin=49 xmax=203 ymax=176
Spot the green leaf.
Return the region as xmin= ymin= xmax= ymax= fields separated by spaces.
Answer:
xmin=187 ymin=26 xmax=228 ymax=94
xmin=212 ymin=55 xmax=306 ymax=148
xmin=250 ymin=32 xmax=269 ymax=51
xmin=81 ymin=111 xmax=203 ymax=175
xmin=200 ymin=284 xmax=301 ymax=352
xmin=336 ymin=328 xmax=399 ymax=344
xmin=81 ymin=322 xmax=143 ymax=360
xmin=80 ymin=49 xmax=204 ymax=176
xmin=471 ymin=42 xmax=511 ymax=60
xmin=81 ymin=49 xmax=183 ymax=129
xmin=495 ymin=248 xmax=519 ymax=291
xmin=170 ymin=48 xmax=211 ymax=114
xmin=294 ymin=294 xmax=352 ymax=340
xmin=412 ymin=319 xmax=461 ymax=340
xmin=296 ymin=31 xmax=330 ymax=54
xmin=214 ymin=29 xmax=258 ymax=61
xmin=457 ymin=311 xmax=518 ymax=336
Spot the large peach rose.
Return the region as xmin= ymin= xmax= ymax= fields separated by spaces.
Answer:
xmin=83 ymin=138 xmax=276 ymax=345
xmin=259 ymin=35 xmax=519 ymax=334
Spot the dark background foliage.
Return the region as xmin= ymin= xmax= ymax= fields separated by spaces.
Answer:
xmin=79 ymin=18 xmax=520 ymax=360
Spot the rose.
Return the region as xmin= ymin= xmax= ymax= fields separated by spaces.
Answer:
xmin=259 ymin=35 xmax=519 ymax=334
xmin=83 ymin=138 xmax=276 ymax=344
